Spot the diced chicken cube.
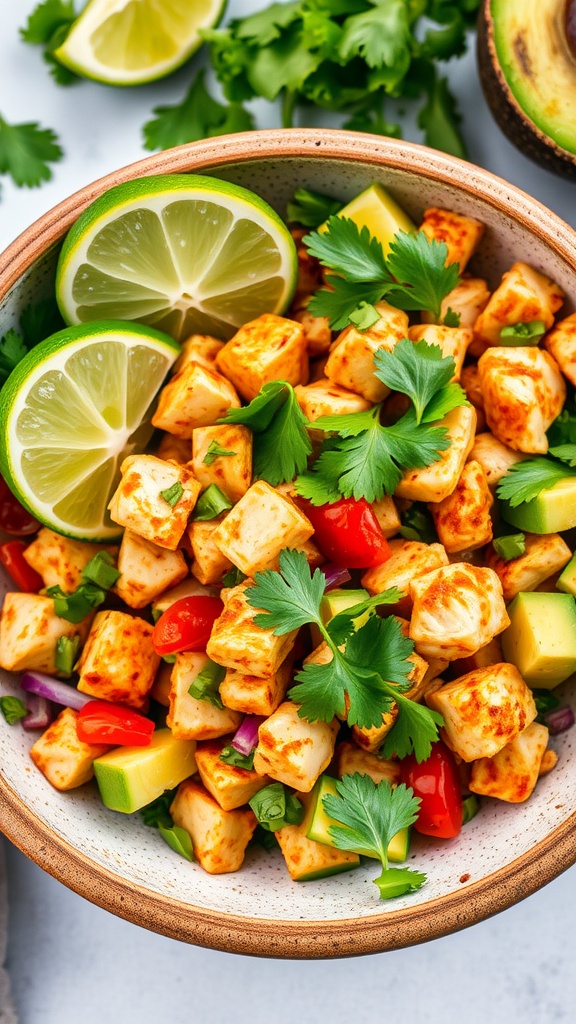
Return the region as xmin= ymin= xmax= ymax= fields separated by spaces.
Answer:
xmin=430 ymin=460 xmax=493 ymax=554
xmin=108 ymin=454 xmax=200 ymax=550
xmin=191 ymin=424 xmax=252 ymax=503
xmin=30 ymin=707 xmax=109 ymax=791
xmin=408 ymin=324 xmax=471 ymax=381
xmin=167 ymin=652 xmax=242 ymax=741
xmin=324 ymin=300 xmax=409 ymax=402
xmin=394 ymin=405 xmax=477 ymax=503
xmin=151 ymin=577 xmax=219 ymax=619
xmin=155 ymin=433 xmax=192 ymax=465
xmin=206 ymin=582 xmax=298 ymax=678
xmin=22 ymin=528 xmax=118 ymax=594
xmin=0 ymin=593 xmax=90 ymax=674
xmin=253 ymin=700 xmax=339 ymax=792
xmin=170 ymin=779 xmax=257 ymax=874
xmin=173 ymin=334 xmax=225 ymax=374
xmin=426 ymin=662 xmax=537 ymax=761
xmin=336 ymin=740 xmax=400 ymax=785
xmin=473 ymin=262 xmax=564 ymax=353
xmin=422 ymin=277 xmax=490 ymax=329
xmin=409 ymin=562 xmax=510 ymax=661
xmin=152 ymin=363 xmax=241 ymax=438
xmin=419 ymin=207 xmax=484 ymax=272
xmin=188 ymin=517 xmax=233 ymax=586
xmin=468 ymin=431 xmax=527 ymax=489
xmin=544 ymin=312 xmax=576 ymax=386
xmin=216 ymin=314 xmax=308 ymax=401
xmin=485 ymin=532 xmax=572 ymax=602
xmin=294 ymin=378 xmax=372 ymax=421
xmin=372 ymin=495 xmax=401 ymax=538
xmin=212 ymin=480 xmax=313 ymax=577
xmin=460 ymin=364 xmax=485 ymax=421
xmin=477 ymin=346 xmax=565 ymax=453
xmin=114 ymin=529 xmax=188 ymax=609
xmin=195 ymin=737 xmax=270 ymax=810
xmin=219 ymin=656 xmax=293 ymax=716
xmin=150 ymin=660 xmax=172 ymax=706
xmin=77 ymin=610 xmax=159 ymax=709
xmin=292 ymin=302 xmax=332 ymax=357
xmin=470 ymin=721 xmax=549 ymax=801
xmin=450 ymin=636 xmax=504 ymax=678
xmin=361 ymin=539 xmax=449 ymax=603
xmin=291 ymin=226 xmax=324 ymax=301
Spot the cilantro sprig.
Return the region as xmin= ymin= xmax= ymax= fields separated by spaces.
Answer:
xmin=496 ymin=447 xmax=576 ymax=507
xmin=247 ymin=549 xmax=443 ymax=759
xmin=20 ymin=0 xmax=79 ymax=84
xmin=0 ymin=114 xmax=63 ymax=194
xmin=143 ymin=71 xmax=254 ymax=151
xmin=304 ymin=217 xmax=459 ymax=328
xmin=323 ymin=773 xmax=426 ymax=899
xmin=296 ymin=339 xmax=467 ymax=504
xmin=219 ymin=380 xmax=312 ymax=486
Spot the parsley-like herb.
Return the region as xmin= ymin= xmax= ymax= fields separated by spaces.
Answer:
xmin=188 ymin=660 xmax=226 ymax=708
xmin=247 ymin=549 xmax=443 ymax=758
xmin=20 ymin=0 xmax=79 ymax=85
xmin=533 ymin=689 xmax=560 ymax=723
xmin=249 ymin=782 xmax=304 ymax=831
xmin=0 ymin=696 xmax=28 ymax=725
xmin=220 ymin=745 xmax=255 ymax=770
xmin=399 ymin=503 xmax=437 ymax=543
xmin=492 ymin=533 xmax=526 ymax=561
xmin=323 ymin=774 xmax=426 ymax=899
xmin=192 ymin=484 xmax=233 ymax=521
xmin=0 ymin=114 xmax=63 ymax=191
xmin=443 ymin=307 xmax=461 ymax=327
xmin=496 ymin=456 xmax=576 ymax=507
xmin=286 ymin=187 xmax=342 ymax=227
xmin=143 ymin=71 xmax=254 ymax=151
xmin=221 ymin=567 xmax=247 ymax=588
xmin=547 ymin=404 xmax=576 ymax=447
xmin=203 ymin=440 xmax=236 ymax=466
xmin=160 ymin=481 xmax=184 ymax=507
xmin=220 ymin=380 xmax=312 ymax=486
xmin=499 ymin=320 xmax=546 ymax=345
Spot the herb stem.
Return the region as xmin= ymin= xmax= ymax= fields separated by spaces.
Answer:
xmin=281 ymin=89 xmax=297 ymax=129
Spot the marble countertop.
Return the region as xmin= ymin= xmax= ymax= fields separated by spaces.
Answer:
xmin=1 ymin=2 xmax=576 ymax=1021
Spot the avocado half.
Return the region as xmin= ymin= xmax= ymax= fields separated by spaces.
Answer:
xmin=477 ymin=0 xmax=576 ymax=180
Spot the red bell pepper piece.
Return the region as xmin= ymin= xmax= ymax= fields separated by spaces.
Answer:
xmin=298 ymin=496 xmax=391 ymax=569
xmin=0 ymin=540 xmax=43 ymax=591
xmin=152 ymin=595 xmax=224 ymax=656
xmin=76 ymin=701 xmax=155 ymax=746
xmin=400 ymin=741 xmax=463 ymax=839
xmin=0 ymin=476 xmax=39 ymax=536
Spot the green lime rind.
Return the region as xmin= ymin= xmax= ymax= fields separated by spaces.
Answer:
xmin=0 ymin=319 xmax=180 ymax=542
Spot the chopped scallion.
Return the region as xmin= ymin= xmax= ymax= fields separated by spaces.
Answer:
xmin=192 ymin=484 xmax=233 ymax=521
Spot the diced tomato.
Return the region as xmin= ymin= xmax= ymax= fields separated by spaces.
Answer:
xmin=400 ymin=741 xmax=463 ymax=839
xmin=76 ymin=701 xmax=154 ymax=746
xmin=0 ymin=540 xmax=43 ymax=591
xmin=297 ymin=496 xmax=391 ymax=569
xmin=0 ymin=476 xmax=39 ymax=536
xmin=152 ymin=595 xmax=224 ymax=656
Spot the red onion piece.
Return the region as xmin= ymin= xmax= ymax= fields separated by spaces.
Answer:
xmin=20 ymin=671 xmax=94 ymax=711
xmin=542 ymin=705 xmax=575 ymax=736
xmin=231 ymin=715 xmax=266 ymax=756
xmin=22 ymin=693 xmax=53 ymax=730
xmin=321 ymin=564 xmax=352 ymax=592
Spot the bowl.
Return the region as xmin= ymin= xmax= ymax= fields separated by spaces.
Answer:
xmin=1 ymin=129 xmax=575 ymax=958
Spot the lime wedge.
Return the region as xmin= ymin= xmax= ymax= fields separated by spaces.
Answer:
xmin=0 ymin=321 xmax=180 ymax=541
xmin=52 ymin=0 xmax=226 ymax=86
xmin=56 ymin=174 xmax=298 ymax=342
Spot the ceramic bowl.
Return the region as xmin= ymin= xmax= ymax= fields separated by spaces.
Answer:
xmin=1 ymin=129 xmax=575 ymax=959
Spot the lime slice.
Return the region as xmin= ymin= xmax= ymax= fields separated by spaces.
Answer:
xmin=0 ymin=321 xmax=180 ymax=541
xmin=56 ymin=174 xmax=298 ymax=343
xmin=52 ymin=0 xmax=226 ymax=86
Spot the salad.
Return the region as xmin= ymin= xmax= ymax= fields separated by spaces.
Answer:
xmin=0 ymin=178 xmax=575 ymax=902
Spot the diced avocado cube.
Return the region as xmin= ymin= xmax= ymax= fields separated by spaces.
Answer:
xmin=501 ymin=592 xmax=576 ymax=689
xmin=302 ymin=774 xmax=410 ymax=863
xmin=557 ymin=554 xmax=576 ymax=597
xmin=501 ymin=478 xmax=576 ymax=534
xmin=93 ymin=729 xmax=197 ymax=813
xmin=320 ymin=184 xmax=416 ymax=256
xmin=310 ymin=588 xmax=370 ymax=648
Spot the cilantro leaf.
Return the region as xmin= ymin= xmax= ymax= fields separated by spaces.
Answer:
xmin=547 ymin=405 xmax=576 ymax=446
xmin=496 ymin=457 xmax=576 ymax=507
xmin=220 ymin=745 xmax=255 ymax=770
xmin=304 ymin=216 xmax=390 ymax=283
xmin=143 ymin=71 xmax=254 ymax=152
xmin=188 ymin=660 xmax=226 ymax=708
xmin=384 ymin=231 xmax=460 ymax=321
xmin=141 ymin=790 xmax=177 ymax=829
xmin=20 ymin=0 xmax=76 ymax=44
xmin=323 ymin=774 xmax=426 ymax=899
xmin=417 ymin=70 xmax=467 ymax=160
xmin=374 ymin=337 xmax=461 ymax=424
xmin=307 ymin=277 xmax=385 ymax=331
xmin=548 ymin=444 xmax=576 ymax=468
xmin=338 ymin=0 xmax=411 ymax=80
xmin=19 ymin=298 xmax=64 ymax=346
xmin=327 ymin=587 xmax=406 ymax=647
xmin=235 ymin=2 xmax=301 ymax=45
xmin=247 ymin=549 xmax=326 ymax=634
xmin=289 ymin=650 xmax=391 ymax=727
xmin=286 ymin=187 xmax=342 ymax=228
xmin=443 ymin=307 xmax=461 ymax=327
xmin=203 ymin=441 xmax=236 ymax=466
xmin=158 ymin=823 xmax=194 ymax=861
xmin=220 ymin=381 xmax=312 ymax=486
xmin=380 ymin=693 xmax=444 ymax=762
xmin=0 ymin=696 xmax=28 ymax=725
xmin=0 ymin=330 xmax=28 ymax=387
xmin=0 ymin=115 xmax=63 ymax=188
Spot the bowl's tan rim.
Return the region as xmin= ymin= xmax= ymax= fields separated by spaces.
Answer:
xmin=1 ymin=129 xmax=576 ymax=957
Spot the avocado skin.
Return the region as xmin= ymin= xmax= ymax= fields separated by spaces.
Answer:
xmin=477 ymin=1 xmax=576 ymax=181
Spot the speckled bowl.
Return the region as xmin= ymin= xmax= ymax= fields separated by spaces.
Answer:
xmin=1 ymin=130 xmax=575 ymax=958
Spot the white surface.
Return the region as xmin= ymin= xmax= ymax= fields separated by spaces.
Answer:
xmin=1 ymin=1 xmax=576 ymax=1020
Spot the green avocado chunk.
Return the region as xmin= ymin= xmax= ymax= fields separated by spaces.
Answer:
xmin=501 ymin=592 xmax=576 ymax=689
xmin=557 ymin=553 xmax=576 ymax=597
xmin=302 ymin=774 xmax=410 ymax=863
xmin=501 ymin=477 xmax=576 ymax=534
xmin=310 ymin=587 xmax=371 ymax=648
xmin=94 ymin=729 xmax=197 ymax=813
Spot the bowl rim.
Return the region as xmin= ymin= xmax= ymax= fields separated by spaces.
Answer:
xmin=1 ymin=128 xmax=576 ymax=957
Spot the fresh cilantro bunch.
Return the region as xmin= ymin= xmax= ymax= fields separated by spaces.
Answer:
xmin=296 ymin=338 xmax=467 ymax=504
xmin=304 ymin=216 xmax=460 ymax=328
xmin=247 ymin=549 xmax=443 ymax=759
xmin=324 ymin=774 xmax=426 ymax=898
xmin=143 ymin=72 xmax=255 ymax=151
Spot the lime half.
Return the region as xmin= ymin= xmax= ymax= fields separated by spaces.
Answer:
xmin=0 ymin=321 xmax=180 ymax=541
xmin=53 ymin=0 xmax=226 ymax=86
xmin=56 ymin=174 xmax=298 ymax=342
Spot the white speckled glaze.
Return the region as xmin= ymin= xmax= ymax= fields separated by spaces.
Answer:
xmin=1 ymin=130 xmax=575 ymax=958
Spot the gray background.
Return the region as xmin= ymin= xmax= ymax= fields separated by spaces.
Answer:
xmin=1 ymin=2 xmax=575 ymax=1021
